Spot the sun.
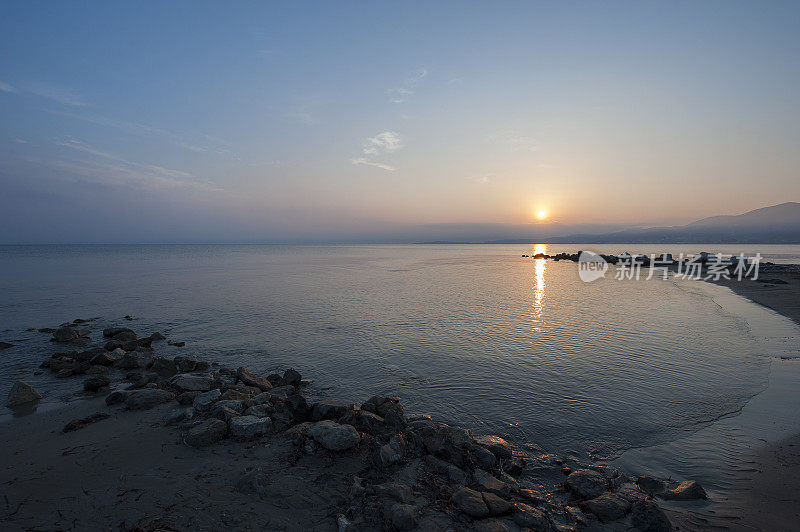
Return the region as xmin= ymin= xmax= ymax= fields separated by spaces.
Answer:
xmin=536 ymin=209 xmax=548 ymax=220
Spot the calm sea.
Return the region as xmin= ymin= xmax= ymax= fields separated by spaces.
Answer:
xmin=1 ymin=244 xmax=799 ymax=509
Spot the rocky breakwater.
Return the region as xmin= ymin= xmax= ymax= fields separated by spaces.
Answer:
xmin=11 ymin=318 xmax=707 ymax=531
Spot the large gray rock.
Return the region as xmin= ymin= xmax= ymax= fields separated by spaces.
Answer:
xmin=482 ymin=492 xmax=511 ymax=516
xmin=150 ymin=357 xmax=178 ymax=376
xmin=117 ymin=350 xmax=153 ymax=369
xmin=636 ymin=476 xmax=666 ymax=496
xmin=105 ymin=389 xmax=130 ymax=406
xmin=53 ymin=327 xmax=79 ymax=342
xmin=90 ymin=352 xmax=116 ymax=366
xmin=307 ymin=420 xmax=361 ymax=451
xmin=565 ymin=469 xmax=608 ymax=500
xmin=630 ymin=500 xmax=672 ymax=532
xmin=103 ymin=327 xmax=135 ymax=338
xmin=452 ymin=487 xmax=489 ymax=518
xmin=175 ymin=353 xmax=198 ymax=372
xmin=244 ymin=404 xmax=274 ymax=417
xmin=310 ymin=399 xmax=356 ymax=421
xmin=661 ymin=480 xmax=707 ymax=500
xmin=236 ymin=366 xmax=272 ymax=391
xmin=125 ymin=389 xmax=175 ymax=410
xmin=474 ymin=469 xmax=509 ymax=496
xmin=185 ymin=418 xmax=227 ymax=446
xmin=83 ymin=375 xmax=111 ymax=392
xmin=473 ymin=434 xmax=513 ymax=460
xmin=390 ymin=503 xmax=418 ymax=531
xmin=585 ymin=493 xmax=631 ymax=522
xmin=170 ymin=373 xmax=213 ymax=392
xmin=193 ymin=389 xmax=221 ymax=411
xmin=511 ymin=502 xmax=553 ymax=530
xmin=7 ymin=380 xmax=42 ymax=406
xmin=229 ymin=415 xmax=272 ymax=440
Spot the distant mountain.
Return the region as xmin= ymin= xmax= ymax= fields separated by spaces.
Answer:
xmin=546 ymin=202 xmax=800 ymax=244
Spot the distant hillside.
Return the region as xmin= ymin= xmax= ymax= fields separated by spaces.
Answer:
xmin=546 ymin=202 xmax=800 ymax=244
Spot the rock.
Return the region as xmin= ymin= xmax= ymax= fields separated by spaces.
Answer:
xmin=83 ymin=375 xmax=111 ymax=392
xmin=0 ymin=342 xmax=13 ymax=349
xmin=584 ymin=493 xmax=631 ymax=523
xmin=630 ymin=500 xmax=672 ymax=532
xmin=167 ymin=340 xmax=185 ymax=347
xmin=636 ymin=476 xmax=666 ymax=496
xmin=340 ymin=409 xmax=385 ymax=434
xmin=380 ymin=435 xmax=405 ymax=466
xmin=221 ymin=389 xmax=251 ymax=401
xmin=124 ymin=314 xmax=134 ymax=320
xmin=52 ymin=327 xmax=79 ymax=342
xmin=284 ymin=394 xmax=308 ymax=421
xmin=105 ymin=389 xmax=130 ymax=405
xmin=565 ymin=469 xmax=608 ymax=500
xmin=452 ymin=487 xmax=489 ymax=518
xmin=7 ymin=380 xmax=42 ymax=406
xmin=390 ymin=503 xmax=418 ymax=531
xmin=482 ymin=492 xmax=511 ymax=516
xmin=117 ymin=350 xmax=153 ymax=369
xmin=280 ymin=368 xmax=302 ymax=387
xmin=236 ymin=366 xmax=272 ymax=391
xmin=213 ymin=399 xmax=246 ymax=413
xmin=103 ymin=327 xmax=134 ymax=338
xmin=229 ymin=415 xmax=272 ymax=440
xmin=284 ymin=421 xmax=314 ymax=438
xmin=372 ymin=482 xmax=414 ymax=503
xmin=308 ymin=420 xmax=361 ymax=451
xmin=149 ymin=331 xmax=166 ymax=340
xmin=446 ymin=464 xmax=466 ymax=485
xmin=211 ymin=406 xmax=240 ymax=422
xmin=661 ymin=480 xmax=707 ymax=500
xmin=473 ymin=435 xmax=513 ymax=460
xmin=193 ymin=389 xmax=222 ymax=410
xmin=176 ymin=391 xmax=200 ymax=405
xmin=175 ymin=353 xmax=198 ymax=372
xmin=267 ymin=385 xmax=295 ymax=399
xmin=85 ymin=365 xmax=108 ymax=375
xmin=244 ymin=404 xmax=274 ymax=417
xmin=89 ymin=352 xmax=116 ymax=366
xmin=164 ymin=407 xmax=193 ymax=425
xmin=63 ymin=412 xmax=109 ymax=432
xmin=310 ymin=399 xmax=355 ymax=421
xmin=111 ymin=330 xmax=137 ymax=342
xmin=170 ymin=373 xmax=213 ymax=392
xmin=442 ymin=425 xmax=474 ymax=448
xmin=150 ymin=357 xmax=178 ymax=376
xmin=474 ymin=469 xmax=509 ymax=496
xmin=424 ymin=429 xmax=467 ymax=467
xmin=185 ymin=418 xmax=227 ymax=446
xmin=125 ymin=389 xmax=175 ymax=410
xmin=473 ymin=519 xmax=511 ymax=532
xmin=470 ymin=444 xmax=498 ymax=469
xmin=511 ymin=502 xmax=553 ymax=530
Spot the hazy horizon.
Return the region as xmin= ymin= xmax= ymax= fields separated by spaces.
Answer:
xmin=2 ymin=2 xmax=800 ymax=243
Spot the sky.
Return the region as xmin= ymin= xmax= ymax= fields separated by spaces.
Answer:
xmin=1 ymin=1 xmax=799 ymax=243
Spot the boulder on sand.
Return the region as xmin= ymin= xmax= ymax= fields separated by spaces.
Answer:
xmin=229 ymin=415 xmax=272 ymax=440
xmin=185 ymin=418 xmax=227 ymax=446
xmin=308 ymin=420 xmax=361 ymax=451
xmin=125 ymin=389 xmax=175 ymax=410
xmin=7 ymin=380 xmax=42 ymax=406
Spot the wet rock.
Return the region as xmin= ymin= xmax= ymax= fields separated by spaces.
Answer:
xmin=176 ymin=391 xmax=200 ymax=405
xmin=424 ymin=429 xmax=467 ymax=467
xmin=236 ymin=366 xmax=272 ymax=391
xmin=473 ymin=435 xmax=513 ymax=460
xmin=474 ymin=469 xmax=509 ymax=496
xmin=630 ymin=500 xmax=672 ymax=532
xmin=111 ymin=330 xmax=137 ymax=342
xmin=229 ymin=415 xmax=272 ymax=440
xmin=340 ymin=409 xmax=385 ymax=434
xmin=584 ymin=493 xmax=631 ymax=523
xmin=441 ymin=425 xmax=474 ymax=448
xmin=308 ymin=420 xmax=361 ymax=451
xmin=83 ymin=375 xmax=111 ymax=392
xmin=175 ymin=353 xmax=198 ymax=372
xmin=470 ymin=444 xmax=498 ymax=469
xmin=193 ymin=389 xmax=222 ymax=411
xmin=63 ymin=412 xmax=109 ymax=432
xmin=446 ymin=464 xmax=466 ymax=485
xmin=244 ymin=404 xmax=274 ymax=417
xmin=105 ymin=389 xmax=130 ymax=406
xmin=221 ymin=389 xmax=251 ymax=401
xmin=149 ymin=331 xmax=166 ymax=341
xmin=90 ymin=352 xmax=116 ymax=366
xmin=52 ymin=327 xmax=79 ymax=342
xmin=310 ymin=399 xmax=355 ymax=421
xmin=85 ymin=365 xmax=108 ymax=375
xmin=167 ymin=340 xmax=185 ymax=347
xmin=284 ymin=393 xmax=308 ymax=421
xmin=117 ymin=350 xmax=153 ymax=369
xmin=103 ymin=327 xmax=134 ymax=338
xmin=452 ymin=487 xmax=489 ymax=518
xmin=473 ymin=519 xmax=512 ymax=532
xmin=565 ymin=469 xmax=608 ymax=500
xmin=211 ymin=406 xmax=240 ymax=422
xmin=380 ymin=435 xmax=405 ymax=466
xmin=7 ymin=380 xmax=42 ymax=406
xmin=280 ymin=368 xmax=302 ymax=387
xmin=150 ymin=357 xmax=178 ymax=376
xmin=636 ymin=476 xmax=666 ymax=496
xmin=511 ymin=502 xmax=553 ymax=530
xmin=125 ymin=389 xmax=175 ymax=410
xmin=661 ymin=480 xmax=707 ymax=500
xmin=185 ymin=418 xmax=227 ymax=446
xmin=482 ymin=492 xmax=511 ymax=516
xmin=170 ymin=373 xmax=213 ymax=392
xmin=390 ymin=503 xmax=418 ymax=531
xmin=268 ymin=385 xmax=295 ymax=399
xmin=213 ymin=399 xmax=247 ymax=413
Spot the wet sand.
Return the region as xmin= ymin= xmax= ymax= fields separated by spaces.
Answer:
xmin=711 ymin=268 xmax=800 ymax=327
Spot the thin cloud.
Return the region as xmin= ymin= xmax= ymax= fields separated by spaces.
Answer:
xmin=351 ymin=131 xmax=402 ymax=171
xmin=485 ymin=131 xmax=538 ymax=152
xmin=0 ymin=80 xmax=16 ymax=93
xmin=387 ymin=68 xmax=428 ymax=104
xmin=54 ymin=137 xmax=220 ymax=192
xmin=25 ymin=82 xmax=87 ymax=106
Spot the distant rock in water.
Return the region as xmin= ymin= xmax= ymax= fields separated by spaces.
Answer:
xmin=7 ymin=380 xmax=42 ymax=406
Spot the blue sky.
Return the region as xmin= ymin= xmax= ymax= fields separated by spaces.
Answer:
xmin=1 ymin=1 xmax=799 ymax=242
